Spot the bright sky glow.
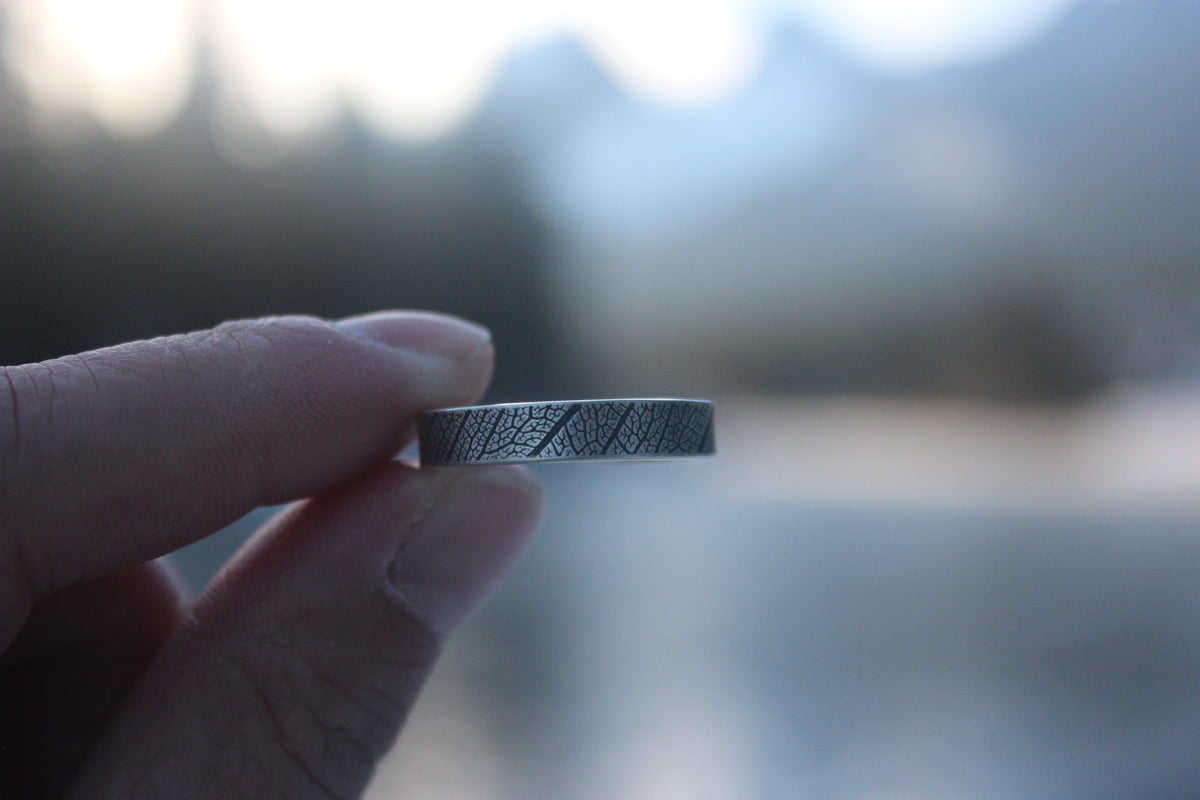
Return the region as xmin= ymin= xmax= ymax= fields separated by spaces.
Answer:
xmin=5 ymin=0 xmax=193 ymax=136
xmin=781 ymin=0 xmax=1079 ymax=72
xmin=211 ymin=0 xmax=341 ymax=137
xmin=2 ymin=0 xmax=1080 ymax=143
xmin=575 ymin=0 xmax=760 ymax=105
xmin=333 ymin=0 xmax=541 ymax=140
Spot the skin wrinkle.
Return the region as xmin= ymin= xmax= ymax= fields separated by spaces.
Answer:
xmin=147 ymin=320 xmax=346 ymax=532
xmin=20 ymin=337 xmax=211 ymax=599
xmin=3 ymin=364 xmax=71 ymax=601
xmin=40 ymin=356 xmax=118 ymax=459
xmin=14 ymin=366 xmax=41 ymax=460
xmin=337 ymin=666 xmax=409 ymax=722
xmin=98 ymin=345 xmax=214 ymax=572
xmin=42 ymin=363 xmax=57 ymax=453
xmin=381 ymin=471 xmax=471 ymax=636
xmin=165 ymin=336 xmax=199 ymax=387
xmin=303 ymin=659 xmax=397 ymax=735
xmin=230 ymin=619 xmax=404 ymax=794
xmin=256 ymin=321 xmax=387 ymax=487
xmin=295 ymin=662 xmax=385 ymax=784
xmin=172 ymin=331 xmax=271 ymax=535
xmin=2 ymin=366 xmax=21 ymax=470
xmin=0 ymin=369 xmax=27 ymax=631
xmin=15 ymin=365 xmax=41 ymax=408
xmin=45 ymin=359 xmax=83 ymax=448
xmin=149 ymin=340 xmax=177 ymax=409
xmin=222 ymin=319 xmax=397 ymax=505
xmin=234 ymin=599 xmax=441 ymax=783
xmin=211 ymin=318 xmax=259 ymax=367
xmin=74 ymin=353 xmax=102 ymax=395
xmin=248 ymin=624 xmax=408 ymax=740
xmin=203 ymin=334 xmax=283 ymax=516
xmin=215 ymin=653 xmax=355 ymax=800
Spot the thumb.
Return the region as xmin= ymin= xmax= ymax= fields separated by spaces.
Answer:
xmin=67 ymin=463 xmax=543 ymax=800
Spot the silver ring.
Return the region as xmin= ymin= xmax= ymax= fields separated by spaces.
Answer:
xmin=418 ymin=399 xmax=715 ymax=466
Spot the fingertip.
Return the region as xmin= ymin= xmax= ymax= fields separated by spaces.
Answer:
xmin=445 ymin=464 xmax=546 ymax=507
xmin=334 ymin=310 xmax=491 ymax=362
xmin=331 ymin=311 xmax=495 ymax=411
xmin=386 ymin=465 xmax=545 ymax=636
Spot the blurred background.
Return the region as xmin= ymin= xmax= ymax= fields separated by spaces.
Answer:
xmin=5 ymin=0 xmax=1200 ymax=796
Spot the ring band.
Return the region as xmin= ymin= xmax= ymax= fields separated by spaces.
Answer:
xmin=418 ymin=399 xmax=715 ymax=466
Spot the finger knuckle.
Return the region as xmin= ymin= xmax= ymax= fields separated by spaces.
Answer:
xmin=0 ymin=365 xmax=21 ymax=463
xmin=209 ymin=315 xmax=334 ymax=354
xmin=0 ymin=362 xmax=60 ymax=479
xmin=0 ymin=362 xmax=72 ymax=592
xmin=203 ymin=315 xmax=351 ymax=391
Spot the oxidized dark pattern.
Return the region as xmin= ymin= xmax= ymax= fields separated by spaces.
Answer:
xmin=418 ymin=400 xmax=714 ymax=465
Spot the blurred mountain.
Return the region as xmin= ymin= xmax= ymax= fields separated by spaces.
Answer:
xmin=470 ymin=0 xmax=1200 ymax=401
xmin=3 ymin=1 xmax=1199 ymax=401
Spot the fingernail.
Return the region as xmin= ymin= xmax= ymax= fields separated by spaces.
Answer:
xmin=336 ymin=311 xmax=491 ymax=363
xmin=387 ymin=467 xmax=545 ymax=636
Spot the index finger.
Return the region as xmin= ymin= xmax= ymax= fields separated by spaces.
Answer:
xmin=0 ymin=312 xmax=493 ymax=612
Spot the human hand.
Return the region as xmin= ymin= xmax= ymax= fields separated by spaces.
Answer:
xmin=0 ymin=312 xmax=544 ymax=799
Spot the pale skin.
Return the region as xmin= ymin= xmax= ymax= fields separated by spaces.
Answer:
xmin=0 ymin=311 xmax=545 ymax=799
